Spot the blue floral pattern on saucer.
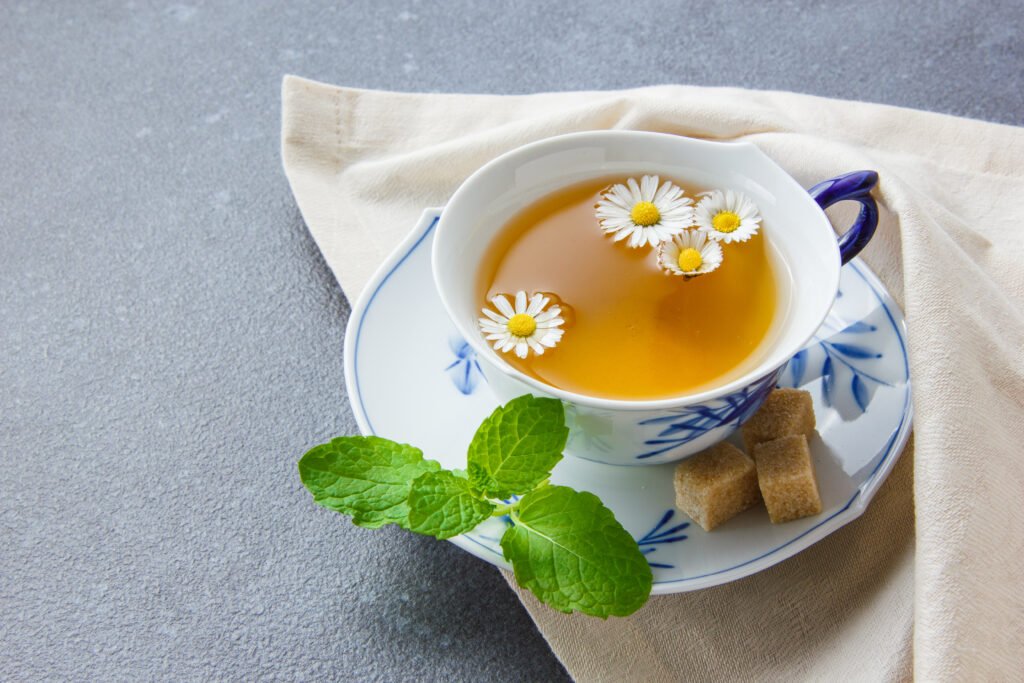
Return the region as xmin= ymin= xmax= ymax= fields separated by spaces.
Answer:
xmin=445 ymin=335 xmax=485 ymax=395
xmin=637 ymin=510 xmax=690 ymax=569
xmin=778 ymin=293 xmax=908 ymax=420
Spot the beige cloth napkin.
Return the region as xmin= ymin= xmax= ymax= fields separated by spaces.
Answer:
xmin=281 ymin=75 xmax=1024 ymax=681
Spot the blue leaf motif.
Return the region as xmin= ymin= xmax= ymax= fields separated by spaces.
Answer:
xmin=636 ymin=509 xmax=689 ymax=570
xmin=776 ymin=303 xmax=894 ymax=418
xmin=788 ymin=348 xmax=807 ymax=387
xmin=821 ymin=355 xmax=834 ymax=407
xmin=842 ymin=321 xmax=877 ymax=334
xmin=658 ymin=418 xmax=714 ymax=437
xmin=851 ymin=374 xmax=869 ymax=412
xmin=829 ymin=342 xmax=882 ymax=359
xmin=445 ymin=335 xmax=485 ymax=395
xmin=638 ymin=413 xmax=688 ymax=426
xmin=635 ymin=371 xmax=780 ymax=460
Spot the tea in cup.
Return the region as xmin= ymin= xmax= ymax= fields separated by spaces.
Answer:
xmin=434 ymin=131 xmax=878 ymax=466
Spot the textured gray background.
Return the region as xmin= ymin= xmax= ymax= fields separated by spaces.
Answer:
xmin=2 ymin=1 xmax=1021 ymax=681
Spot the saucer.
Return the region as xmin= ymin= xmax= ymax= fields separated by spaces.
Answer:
xmin=344 ymin=209 xmax=912 ymax=593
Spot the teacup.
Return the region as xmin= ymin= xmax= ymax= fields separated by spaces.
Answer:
xmin=432 ymin=131 xmax=878 ymax=466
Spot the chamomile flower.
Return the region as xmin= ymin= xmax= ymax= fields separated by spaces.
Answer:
xmin=595 ymin=175 xmax=694 ymax=248
xmin=657 ymin=230 xmax=723 ymax=277
xmin=694 ymin=189 xmax=762 ymax=243
xmin=478 ymin=291 xmax=565 ymax=359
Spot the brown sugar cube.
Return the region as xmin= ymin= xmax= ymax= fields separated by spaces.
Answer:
xmin=673 ymin=442 xmax=761 ymax=532
xmin=752 ymin=435 xmax=823 ymax=524
xmin=741 ymin=388 xmax=816 ymax=453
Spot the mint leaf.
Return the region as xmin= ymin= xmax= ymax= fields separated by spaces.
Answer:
xmin=407 ymin=471 xmax=495 ymax=539
xmin=500 ymin=486 xmax=652 ymax=618
xmin=298 ymin=436 xmax=440 ymax=529
xmin=467 ymin=395 xmax=568 ymax=499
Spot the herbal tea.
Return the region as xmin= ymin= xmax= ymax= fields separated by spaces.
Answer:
xmin=476 ymin=176 xmax=783 ymax=400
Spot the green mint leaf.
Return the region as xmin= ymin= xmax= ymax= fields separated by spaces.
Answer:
xmin=298 ymin=436 xmax=440 ymax=529
xmin=500 ymin=486 xmax=652 ymax=618
xmin=407 ymin=471 xmax=496 ymax=539
xmin=467 ymin=395 xmax=568 ymax=499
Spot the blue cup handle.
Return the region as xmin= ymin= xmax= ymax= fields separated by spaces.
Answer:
xmin=808 ymin=170 xmax=879 ymax=265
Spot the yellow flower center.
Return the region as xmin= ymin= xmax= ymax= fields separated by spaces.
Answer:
xmin=712 ymin=211 xmax=741 ymax=233
xmin=507 ymin=313 xmax=537 ymax=337
xmin=630 ymin=201 xmax=661 ymax=227
xmin=677 ymin=248 xmax=703 ymax=272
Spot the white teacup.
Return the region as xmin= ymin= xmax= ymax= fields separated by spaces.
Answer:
xmin=432 ymin=131 xmax=878 ymax=466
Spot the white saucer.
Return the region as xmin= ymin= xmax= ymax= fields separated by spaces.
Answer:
xmin=344 ymin=209 xmax=912 ymax=594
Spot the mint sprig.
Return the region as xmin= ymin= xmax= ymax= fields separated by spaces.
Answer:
xmin=298 ymin=395 xmax=653 ymax=617
xmin=467 ymin=394 xmax=568 ymax=499
xmin=502 ymin=486 xmax=652 ymax=617
xmin=407 ymin=471 xmax=495 ymax=539
xmin=298 ymin=436 xmax=440 ymax=529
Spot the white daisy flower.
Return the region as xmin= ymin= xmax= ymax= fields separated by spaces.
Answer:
xmin=657 ymin=230 xmax=723 ymax=277
xmin=595 ymin=175 xmax=694 ymax=248
xmin=478 ymin=291 xmax=565 ymax=359
xmin=694 ymin=189 xmax=762 ymax=243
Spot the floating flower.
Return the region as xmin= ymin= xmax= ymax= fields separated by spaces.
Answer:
xmin=478 ymin=291 xmax=565 ymax=359
xmin=694 ymin=189 xmax=762 ymax=243
xmin=595 ymin=175 xmax=694 ymax=248
xmin=657 ymin=230 xmax=723 ymax=277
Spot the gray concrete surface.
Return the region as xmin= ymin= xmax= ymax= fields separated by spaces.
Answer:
xmin=2 ymin=1 xmax=1020 ymax=681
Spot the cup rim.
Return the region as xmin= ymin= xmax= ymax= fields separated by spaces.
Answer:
xmin=432 ymin=130 xmax=839 ymax=411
